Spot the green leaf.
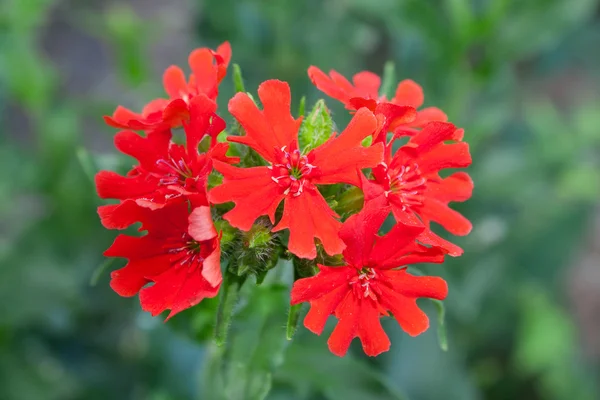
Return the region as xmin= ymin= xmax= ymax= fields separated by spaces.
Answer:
xmin=286 ymin=303 xmax=303 ymax=340
xmin=105 ymin=5 xmax=150 ymax=85
xmin=379 ymin=61 xmax=396 ymax=99
xmin=232 ymin=64 xmax=246 ymax=93
xmin=76 ymin=147 xmax=97 ymax=185
xmin=89 ymin=257 xmax=116 ymax=286
xmin=431 ymin=299 xmax=448 ymax=351
xmin=203 ymin=283 xmax=290 ymax=400
xmin=298 ymin=99 xmax=334 ymax=153
xmin=276 ymin=334 xmax=408 ymax=400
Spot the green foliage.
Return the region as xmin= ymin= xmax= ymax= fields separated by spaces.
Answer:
xmin=1 ymin=0 xmax=600 ymax=399
xmin=379 ymin=61 xmax=396 ymax=99
xmin=204 ymin=280 xmax=291 ymax=400
xmin=232 ymin=64 xmax=246 ymax=93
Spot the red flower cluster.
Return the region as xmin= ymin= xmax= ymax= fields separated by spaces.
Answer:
xmin=96 ymin=43 xmax=472 ymax=357
xmin=97 ymin=42 xmax=233 ymax=318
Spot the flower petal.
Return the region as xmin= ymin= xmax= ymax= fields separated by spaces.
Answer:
xmin=369 ymin=222 xmax=425 ymax=268
xmin=188 ymin=48 xmax=218 ymax=97
xmin=420 ymin=198 xmax=472 ymax=236
xmin=356 ymin=300 xmax=391 ymax=357
xmin=140 ymin=265 xmax=220 ymax=320
xmin=185 ymin=94 xmax=218 ymax=154
xmin=378 ymin=285 xmax=430 ymax=336
xmin=311 ymin=108 xmax=382 ymax=186
xmin=98 ymin=200 xmax=145 ymax=230
xmin=114 ymin=129 xmax=171 ymax=171
xmin=163 ymin=66 xmax=187 ymax=99
xmin=141 ymin=98 xmax=170 ymax=117
xmin=393 ymin=79 xmax=424 ymax=108
xmin=408 ymin=121 xmax=456 ymax=155
xmin=161 ymin=98 xmax=190 ymax=127
xmin=273 ymin=189 xmax=344 ymax=259
xmin=216 ymin=41 xmax=232 ymax=65
xmin=426 ymin=172 xmax=473 ymax=203
xmin=188 ymin=206 xmax=217 ymax=242
xmin=109 ymin=254 xmax=171 ymax=297
xmin=291 ymin=264 xmax=354 ymax=304
xmin=104 ymin=106 xmax=143 ymax=129
xmin=209 ymin=161 xmax=285 ymax=231
xmin=382 ymin=269 xmax=448 ymax=300
xmin=412 ymin=107 xmax=448 ymax=127
xmin=95 ymin=170 xmax=157 ymax=200
xmin=418 ymin=229 xmax=463 ymax=257
xmin=339 ymin=191 xmax=390 ymax=267
xmin=352 ymin=71 xmax=381 ymax=99
xmin=418 ymin=142 xmax=472 ymax=174
xmin=200 ymin=241 xmax=222 ymax=288
xmin=308 ymin=66 xmax=352 ymax=105
xmin=304 ymin=284 xmax=350 ymax=335
xmin=228 ymin=80 xmax=302 ymax=162
xmin=104 ymin=234 xmax=166 ymax=259
xmin=327 ymin=294 xmax=359 ymax=357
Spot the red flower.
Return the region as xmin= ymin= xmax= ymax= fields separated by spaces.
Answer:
xmin=368 ymin=121 xmax=473 ymax=256
xmin=208 ymin=80 xmax=383 ymax=259
xmin=104 ymin=201 xmax=221 ymax=320
xmin=96 ymin=95 xmax=237 ymax=229
xmin=104 ymin=42 xmax=231 ymax=130
xmin=308 ymin=66 xmax=446 ymax=136
xmin=291 ymin=196 xmax=447 ymax=357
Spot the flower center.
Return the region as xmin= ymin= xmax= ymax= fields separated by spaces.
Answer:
xmin=155 ymin=157 xmax=194 ymax=186
xmin=349 ymin=267 xmax=379 ymax=301
xmin=387 ymin=163 xmax=427 ymax=210
xmin=269 ymin=147 xmax=317 ymax=197
xmin=164 ymin=234 xmax=204 ymax=270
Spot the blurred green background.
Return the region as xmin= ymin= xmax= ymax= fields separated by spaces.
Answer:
xmin=1 ymin=0 xmax=600 ymax=399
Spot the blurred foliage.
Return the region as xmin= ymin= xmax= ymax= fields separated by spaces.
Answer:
xmin=1 ymin=0 xmax=600 ymax=399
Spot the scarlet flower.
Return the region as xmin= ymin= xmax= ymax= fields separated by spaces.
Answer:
xmin=368 ymin=121 xmax=473 ymax=256
xmin=208 ymin=80 xmax=384 ymax=259
xmin=291 ymin=196 xmax=447 ymax=357
xmin=96 ymin=95 xmax=237 ymax=229
xmin=308 ymin=66 xmax=447 ymax=136
xmin=104 ymin=42 xmax=231 ymax=130
xmin=105 ymin=201 xmax=221 ymax=320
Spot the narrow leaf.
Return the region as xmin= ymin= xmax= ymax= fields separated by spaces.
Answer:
xmin=298 ymin=95 xmax=306 ymax=117
xmin=90 ymin=257 xmax=115 ymax=286
xmin=379 ymin=61 xmax=396 ymax=99
xmin=431 ymin=299 xmax=448 ymax=351
xmin=286 ymin=303 xmax=303 ymax=340
xmin=76 ymin=147 xmax=97 ymax=185
xmin=232 ymin=64 xmax=246 ymax=93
